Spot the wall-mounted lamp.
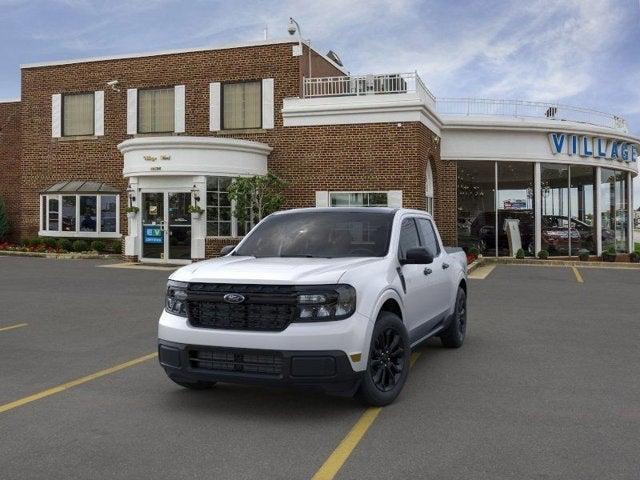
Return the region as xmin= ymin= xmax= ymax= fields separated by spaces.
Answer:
xmin=191 ymin=185 xmax=201 ymax=203
xmin=126 ymin=186 xmax=136 ymax=203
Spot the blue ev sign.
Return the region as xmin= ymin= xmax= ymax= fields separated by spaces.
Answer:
xmin=548 ymin=132 xmax=638 ymax=163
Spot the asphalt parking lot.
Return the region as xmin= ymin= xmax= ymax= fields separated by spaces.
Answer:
xmin=1 ymin=257 xmax=639 ymax=479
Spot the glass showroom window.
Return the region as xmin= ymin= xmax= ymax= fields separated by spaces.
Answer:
xmin=569 ymin=166 xmax=596 ymax=255
xmin=601 ymin=168 xmax=629 ymax=252
xmin=138 ymin=87 xmax=175 ymax=133
xmin=222 ymin=81 xmax=261 ymax=130
xmin=40 ymin=194 xmax=119 ymax=236
xmin=330 ymin=192 xmax=389 ymax=207
xmin=541 ymin=164 xmax=570 ymax=255
xmin=497 ymin=163 xmax=535 ymax=256
xmin=457 ymin=161 xmax=496 ymax=256
xmin=62 ymin=92 xmax=94 ymax=136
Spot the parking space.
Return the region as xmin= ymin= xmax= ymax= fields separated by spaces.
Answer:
xmin=1 ymin=259 xmax=639 ymax=479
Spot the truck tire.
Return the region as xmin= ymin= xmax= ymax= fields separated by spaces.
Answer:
xmin=440 ymin=287 xmax=466 ymax=348
xmin=357 ymin=311 xmax=410 ymax=406
xmin=168 ymin=376 xmax=216 ymax=390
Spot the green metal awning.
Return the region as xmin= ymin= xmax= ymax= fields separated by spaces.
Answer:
xmin=41 ymin=181 xmax=120 ymax=194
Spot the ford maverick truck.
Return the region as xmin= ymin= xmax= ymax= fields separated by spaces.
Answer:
xmin=158 ymin=208 xmax=468 ymax=405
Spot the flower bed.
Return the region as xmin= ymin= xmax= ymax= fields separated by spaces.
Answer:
xmin=0 ymin=238 xmax=122 ymax=255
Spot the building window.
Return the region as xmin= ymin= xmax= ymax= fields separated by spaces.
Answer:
xmin=457 ymin=161 xmax=496 ymax=256
xmin=222 ymin=81 xmax=261 ymax=130
xmin=426 ymin=162 xmax=434 ymax=216
xmin=138 ymin=87 xmax=175 ymax=133
xmin=40 ymin=194 xmax=119 ymax=237
xmin=62 ymin=92 xmax=94 ymax=136
xmin=330 ymin=192 xmax=389 ymax=207
xmin=601 ymin=168 xmax=628 ymax=253
xmin=206 ymin=176 xmax=232 ymax=236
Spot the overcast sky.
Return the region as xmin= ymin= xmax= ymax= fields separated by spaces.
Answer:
xmin=1 ymin=0 xmax=639 ymax=204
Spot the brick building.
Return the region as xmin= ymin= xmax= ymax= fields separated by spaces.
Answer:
xmin=0 ymin=38 xmax=638 ymax=262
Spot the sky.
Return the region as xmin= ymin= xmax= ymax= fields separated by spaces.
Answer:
xmin=1 ymin=0 xmax=639 ymax=204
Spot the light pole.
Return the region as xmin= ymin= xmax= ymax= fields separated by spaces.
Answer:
xmin=288 ymin=17 xmax=312 ymax=79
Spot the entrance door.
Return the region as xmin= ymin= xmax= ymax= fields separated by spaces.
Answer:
xmin=141 ymin=192 xmax=191 ymax=262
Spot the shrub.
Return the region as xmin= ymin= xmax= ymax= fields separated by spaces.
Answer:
xmin=30 ymin=237 xmax=42 ymax=247
xmin=72 ymin=239 xmax=89 ymax=252
xmin=109 ymin=239 xmax=122 ymax=253
xmin=42 ymin=237 xmax=58 ymax=249
xmin=21 ymin=238 xmax=31 ymax=247
xmin=90 ymin=240 xmax=106 ymax=252
xmin=468 ymin=246 xmax=480 ymax=256
xmin=629 ymin=251 xmax=640 ymax=263
xmin=58 ymin=238 xmax=73 ymax=252
xmin=577 ymin=249 xmax=590 ymax=261
xmin=602 ymin=245 xmax=617 ymax=262
xmin=515 ymin=248 xmax=525 ymax=259
xmin=537 ymin=250 xmax=549 ymax=260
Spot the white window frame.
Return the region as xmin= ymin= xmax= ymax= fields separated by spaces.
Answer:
xmin=39 ymin=193 xmax=121 ymax=238
xmin=426 ymin=161 xmax=435 ymax=216
xmin=328 ymin=191 xmax=391 ymax=207
xmin=205 ymin=176 xmax=246 ymax=238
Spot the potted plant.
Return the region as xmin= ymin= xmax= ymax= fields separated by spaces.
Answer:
xmin=537 ymin=250 xmax=549 ymax=260
xmin=577 ymin=249 xmax=590 ymax=261
xmin=187 ymin=205 xmax=204 ymax=219
xmin=602 ymin=245 xmax=617 ymax=262
xmin=629 ymin=251 xmax=640 ymax=263
xmin=126 ymin=206 xmax=139 ymax=219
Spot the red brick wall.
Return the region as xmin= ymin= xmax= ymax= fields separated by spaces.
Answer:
xmin=0 ymin=101 xmax=21 ymax=240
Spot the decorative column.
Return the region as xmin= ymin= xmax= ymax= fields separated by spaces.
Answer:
xmin=595 ymin=167 xmax=602 ymax=256
xmin=124 ymin=177 xmax=139 ymax=260
xmin=190 ymin=175 xmax=207 ymax=261
xmin=534 ymin=162 xmax=541 ymax=255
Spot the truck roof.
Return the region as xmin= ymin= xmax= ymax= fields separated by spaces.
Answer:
xmin=271 ymin=207 xmax=432 ymax=217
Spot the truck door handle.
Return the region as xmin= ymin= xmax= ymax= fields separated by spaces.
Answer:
xmin=442 ymin=263 xmax=450 ymax=269
xmin=423 ymin=268 xmax=432 ymax=275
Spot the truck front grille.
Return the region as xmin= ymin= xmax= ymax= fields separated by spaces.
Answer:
xmin=186 ymin=284 xmax=297 ymax=331
xmin=188 ymin=347 xmax=283 ymax=376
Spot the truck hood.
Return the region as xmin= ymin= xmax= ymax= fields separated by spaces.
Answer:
xmin=171 ymin=256 xmax=383 ymax=285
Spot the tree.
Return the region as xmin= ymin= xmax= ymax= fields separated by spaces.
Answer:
xmin=0 ymin=197 xmax=9 ymax=241
xmin=227 ymin=173 xmax=287 ymax=227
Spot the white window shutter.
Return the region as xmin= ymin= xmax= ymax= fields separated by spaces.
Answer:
xmin=94 ymin=90 xmax=104 ymax=136
xmin=262 ymin=78 xmax=275 ymax=129
xmin=209 ymin=82 xmax=221 ymax=131
xmin=51 ymin=94 xmax=62 ymax=138
xmin=387 ymin=190 xmax=403 ymax=208
xmin=174 ymin=85 xmax=185 ymax=133
xmin=126 ymin=88 xmax=137 ymax=135
xmin=315 ymin=191 xmax=329 ymax=207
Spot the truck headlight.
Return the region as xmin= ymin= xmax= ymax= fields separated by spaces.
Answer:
xmin=165 ymin=280 xmax=189 ymax=317
xmin=296 ymin=285 xmax=356 ymax=322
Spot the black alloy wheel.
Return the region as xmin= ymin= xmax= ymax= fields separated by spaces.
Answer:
xmin=370 ymin=327 xmax=406 ymax=392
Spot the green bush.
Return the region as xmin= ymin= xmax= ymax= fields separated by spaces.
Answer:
xmin=577 ymin=249 xmax=590 ymax=261
xmin=72 ymin=239 xmax=89 ymax=252
xmin=90 ymin=240 xmax=106 ymax=252
xmin=515 ymin=248 xmax=525 ymax=259
xmin=30 ymin=237 xmax=43 ymax=247
xmin=21 ymin=238 xmax=31 ymax=247
xmin=58 ymin=238 xmax=73 ymax=252
xmin=537 ymin=250 xmax=549 ymax=260
xmin=42 ymin=237 xmax=58 ymax=249
xmin=109 ymin=239 xmax=122 ymax=254
xmin=468 ymin=246 xmax=480 ymax=256
xmin=629 ymin=251 xmax=640 ymax=263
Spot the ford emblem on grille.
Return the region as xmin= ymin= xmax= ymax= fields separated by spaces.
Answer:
xmin=223 ymin=293 xmax=245 ymax=304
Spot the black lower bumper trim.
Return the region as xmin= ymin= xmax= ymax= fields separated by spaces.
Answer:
xmin=158 ymin=340 xmax=362 ymax=396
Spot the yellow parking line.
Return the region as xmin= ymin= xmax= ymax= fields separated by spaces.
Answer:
xmin=311 ymin=352 xmax=422 ymax=480
xmin=0 ymin=352 xmax=157 ymax=414
xmin=0 ymin=323 xmax=28 ymax=333
xmin=571 ymin=266 xmax=584 ymax=283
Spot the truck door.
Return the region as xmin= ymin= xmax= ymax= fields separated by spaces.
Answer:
xmin=415 ymin=218 xmax=451 ymax=318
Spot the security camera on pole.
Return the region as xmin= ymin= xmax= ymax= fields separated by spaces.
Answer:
xmin=288 ymin=17 xmax=311 ymax=78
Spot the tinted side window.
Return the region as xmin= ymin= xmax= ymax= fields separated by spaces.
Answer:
xmin=398 ymin=218 xmax=421 ymax=259
xmin=416 ymin=218 xmax=440 ymax=256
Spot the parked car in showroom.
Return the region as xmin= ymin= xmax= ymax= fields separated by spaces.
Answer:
xmin=158 ymin=208 xmax=468 ymax=406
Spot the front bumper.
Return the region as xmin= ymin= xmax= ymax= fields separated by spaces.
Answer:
xmin=159 ymin=340 xmax=363 ymax=396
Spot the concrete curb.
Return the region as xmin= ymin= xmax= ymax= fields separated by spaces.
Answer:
xmin=483 ymin=257 xmax=640 ymax=270
xmin=0 ymin=250 xmax=119 ymax=260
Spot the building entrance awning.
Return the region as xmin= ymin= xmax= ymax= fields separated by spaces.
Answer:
xmin=41 ymin=180 xmax=120 ymax=194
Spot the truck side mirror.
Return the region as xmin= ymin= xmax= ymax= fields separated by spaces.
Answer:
xmin=220 ymin=245 xmax=237 ymax=256
xmin=401 ymin=247 xmax=434 ymax=265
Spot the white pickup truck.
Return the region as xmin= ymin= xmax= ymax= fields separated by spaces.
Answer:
xmin=158 ymin=208 xmax=468 ymax=405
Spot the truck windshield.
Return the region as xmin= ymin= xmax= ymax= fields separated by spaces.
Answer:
xmin=234 ymin=211 xmax=393 ymax=258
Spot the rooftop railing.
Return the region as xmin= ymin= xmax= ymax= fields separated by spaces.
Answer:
xmin=302 ymin=72 xmax=436 ymax=107
xmin=436 ymin=97 xmax=628 ymax=132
